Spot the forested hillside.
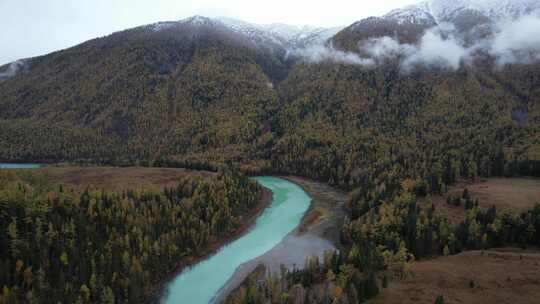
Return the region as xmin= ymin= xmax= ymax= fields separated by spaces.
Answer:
xmin=0 ymin=16 xmax=539 ymax=178
xmin=0 ymin=19 xmax=284 ymax=165
xmin=225 ymin=60 xmax=540 ymax=303
xmin=272 ymin=62 xmax=540 ymax=189
xmin=0 ymin=169 xmax=262 ymax=303
xmin=226 ymin=187 xmax=540 ymax=303
xmin=1 ymin=10 xmax=540 ymax=304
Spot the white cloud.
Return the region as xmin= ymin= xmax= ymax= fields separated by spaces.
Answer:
xmin=403 ymin=30 xmax=469 ymax=70
xmin=364 ymin=36 xmax=414 ymax=58
xmin=314 ymin=13 xmax=540 ymax=71
xmin=354 ymin=29 xmax=470 ymax=70
xmin=288 ymin=45 xmax=375 ymax=66
xmin=490 ymin=14 xmax=540 ymax=65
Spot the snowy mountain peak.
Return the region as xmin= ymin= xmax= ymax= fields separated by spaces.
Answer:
xmin=429 ymin=0 xmax=540 ymax=21
xmin=184 ymin=15 xmax=214 ymax=25
xmin=150 ymin=16 xmax=218 ymax=32
xmin=385 ymin=2 xmax=436 ymax=25
xmin=215 ymin=17 xmax=343 ymax=48
xmin=148 ymin=16 xmax=343 ymax=49
xmin=384 ymin=0 xmax=540 ymax=25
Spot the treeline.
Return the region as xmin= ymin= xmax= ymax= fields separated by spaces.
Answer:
xmin=0 ymin=169 xmax=261 ymax=303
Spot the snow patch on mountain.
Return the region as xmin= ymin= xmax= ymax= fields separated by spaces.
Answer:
xmin=385 ymin=2 xmax=436 ymax=25
xmin=147 ymin=16 xmax=343 ymax=49
xmin=215 ymin=17 xmax=343 ymax=48
xmin=150 ymin=21 xmax=177 ymax=32
xmin=384 ymin=0 xmax=540 ymax=25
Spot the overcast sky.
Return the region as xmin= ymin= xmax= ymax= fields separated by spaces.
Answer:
xmin=0 ymin=0 xmax=422 ymax=65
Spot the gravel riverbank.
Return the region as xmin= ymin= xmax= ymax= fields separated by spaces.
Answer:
xmin=211 ymin=176 xmax=348 ymax=303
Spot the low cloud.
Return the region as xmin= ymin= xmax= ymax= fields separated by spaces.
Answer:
xmin=363 ymin=36 xmax=413 ymax=58
xmin=363 ymin=29 xmax=469 ymax=71
xmin=404 ymin=30 xmax=469 ymax=70
xmin=291 ymin=14 xmax=540 ymax=71
xmin=287 ymin=45 xmax=374 ymax=66
xmin=490 ymin=14 xmax=540 ymax=65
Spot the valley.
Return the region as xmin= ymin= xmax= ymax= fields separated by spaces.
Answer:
xmin=1 ymin=0 xmax=540 ymax=303
xmin=161 ymin=177 xmax=311 ymax=304
xmin=0 ymin=165 xmax=346 ymax=303
xmin=212 ymin=176 xmax=348 ymax=304
xmin=0 ymin=165 xmax=267 ymax=303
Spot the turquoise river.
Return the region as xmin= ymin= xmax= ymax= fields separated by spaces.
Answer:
xmin=0 ymin=163 xmax=42 ymax=169
xmin=162 ymin=176 xmax=312 ymax=304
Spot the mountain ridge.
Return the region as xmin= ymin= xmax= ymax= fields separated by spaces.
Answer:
xmin=385 ymin=0 xmax=540 ymax=25
xmin=2 ymin=0 xmax=540 ymax=76
xmin=1 ymin=2 xmax=539 ymax=304
xmin=144 ymin=15 xmax=343 ymax=49
xmin=0 ymin=1 xmax=538 ymax=171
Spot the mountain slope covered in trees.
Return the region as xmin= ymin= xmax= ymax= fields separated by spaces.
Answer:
xmin=0 ymin=13 xmax=538 ymax=174
xmin=1 ymin=4 xmax=540 ymax=304
xmin=0 ymin=17 xmax=285 ymax=165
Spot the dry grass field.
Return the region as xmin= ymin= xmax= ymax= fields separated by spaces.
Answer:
xmin=404 ymin=179 xmax=540 ymax=303
xmin=423 ymin=178 xmax=540 ymax=224
xmin=36 ymin=166 xmax=213 ymax=190
xmin=373 ymin=248 xmax=540 ymax=304
xmin=461 ymin=178 xmax=540 ymax=210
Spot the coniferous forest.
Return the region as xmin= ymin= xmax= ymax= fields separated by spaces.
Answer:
xmin=0 ymin=170 xmax=261 ymax=303
xmin=0 ymin=5 xmax=540 ymax=304
xmin=226 ymin=186 xmax=540 ymax=303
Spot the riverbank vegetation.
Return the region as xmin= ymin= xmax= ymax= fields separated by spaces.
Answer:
xmin=0 ymin=16 xmax=539 ymax=303
xmin=219 ymin=62 xmax=540 ymax=303
xmin=0 ymin=169 xmax=262 ymax=303
xmin=225 ymin=180 xmax=540 ymax=303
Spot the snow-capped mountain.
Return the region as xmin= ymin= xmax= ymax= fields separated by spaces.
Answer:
xmin=384 ymin=1 xmax=437 ymax=25
xmin=149 ymin=16 xmax=343 ymax=49
xmin=336 ymin=0 xmax=540 ymax=49
xmin=385 ymin=0 xmax=540 ymax=25
xmin=217 ymin=17 xmax=342 ymax=48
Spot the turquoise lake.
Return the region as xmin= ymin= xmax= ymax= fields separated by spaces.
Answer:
xmin=162 ymin=176 xmax=312 ymax=304
xmin=0 ymin=163 xmax=42 ymax=169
